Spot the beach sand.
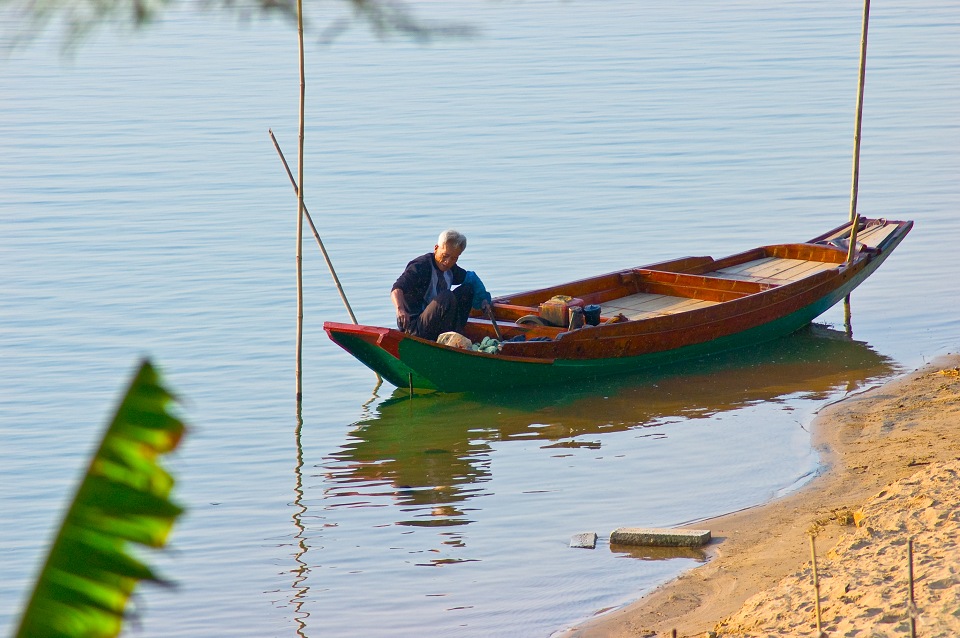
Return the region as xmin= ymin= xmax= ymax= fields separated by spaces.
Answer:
xmin=561 ymin=352 xmax=960 ymax=638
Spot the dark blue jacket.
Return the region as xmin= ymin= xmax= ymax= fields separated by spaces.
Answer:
xmin=392 ymin=252 xmax=467 ymax=316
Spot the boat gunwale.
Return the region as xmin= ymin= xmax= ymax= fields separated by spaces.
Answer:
xmin=498 ymin=265 xmax=850 ymax=359
xmin=327 ymin=262 xmax=849 ymax=363
xmin=494 ymin=241 xmax=851 ymax=309
xmin=322 ymin=217 xmax=913 ymax=391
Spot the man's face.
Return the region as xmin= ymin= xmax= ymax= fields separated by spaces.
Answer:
xmin=433 ymin=243 xmax=464 ymax=272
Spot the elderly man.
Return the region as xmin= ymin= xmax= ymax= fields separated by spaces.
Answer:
xmin=391 ymin=230 xmax=491 ymax=341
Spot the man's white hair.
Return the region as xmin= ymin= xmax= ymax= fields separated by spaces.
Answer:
xmin=437 ymin=229 xmax=467 ymax=251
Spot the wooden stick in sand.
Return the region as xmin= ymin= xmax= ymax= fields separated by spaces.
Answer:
xmin=810 ymin=533 xmax=824 ymax=636
xmin=909 ymin=537 xmax=917 ymax=638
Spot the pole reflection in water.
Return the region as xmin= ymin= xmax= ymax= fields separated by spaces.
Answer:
xmin=290 ymin=407 xmax=310 ymax=638
xmin=360 ymin=377 xmax=384 ymax=420
xmin=844 ymin=294 xmax=854 ymax=338
xmin=299 ymin=324 xmax=897 ymax=636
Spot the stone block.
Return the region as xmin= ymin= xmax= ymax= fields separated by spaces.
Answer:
xmin=569 ymin=532 xmax=598 ymax=549
xmin=610 ymin=527 xmax=711 ymax=547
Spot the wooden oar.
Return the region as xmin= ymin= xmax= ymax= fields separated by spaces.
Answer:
xmin=485 ymin=304 xmax=503 ymax=341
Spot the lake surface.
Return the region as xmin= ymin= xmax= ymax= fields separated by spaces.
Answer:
xmin=1 ymin=1 xmax=958 ymax=636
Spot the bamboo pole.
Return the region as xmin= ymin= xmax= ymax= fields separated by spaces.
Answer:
xmin=269 ymin=130 xmax=359 ymax=324
xmin=294 ymin=0 xmax=305 ymax=402
xmin=270 ymin=131 xmax=380 ymax=386
xmin=843 ymin=294 xmax=853 ymax=337
xmin=908 ymin=537 xmax=917 ymax=638
xmin=810 ymin=534 xmax=823 ymax=635
xmin=846 ymin=0 xmax=871 ymax=264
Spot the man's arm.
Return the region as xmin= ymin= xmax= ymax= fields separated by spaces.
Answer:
xmin=391 ymin=287 xmax=410 ymax=331
xmin=462 ymin=271 xmax=492 ymax=312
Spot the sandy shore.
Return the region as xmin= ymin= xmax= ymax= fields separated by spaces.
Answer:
xmin=561 ymin=352 xmax=960 ymax=638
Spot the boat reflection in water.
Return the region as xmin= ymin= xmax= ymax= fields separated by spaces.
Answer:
xmin=322 ymin=324 xmax=896 ymax=534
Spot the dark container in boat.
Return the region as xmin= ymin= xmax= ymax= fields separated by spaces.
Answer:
xmin=583 ymin=304 xmax=602 ymax=326
xmin=568 ymin=306 xmax=585 ymax=329
xmin=539 ymin=296 xmax=584 ymax=327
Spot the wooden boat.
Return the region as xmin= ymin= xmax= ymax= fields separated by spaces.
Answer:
xmin=324 ymin=217 xmax=911 ymax=393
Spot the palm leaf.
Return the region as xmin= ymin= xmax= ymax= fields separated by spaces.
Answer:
xmin=1 ymin=0 xmax=476 ymax=54
xmin=14 ymin=359 xmax=186 ymax=638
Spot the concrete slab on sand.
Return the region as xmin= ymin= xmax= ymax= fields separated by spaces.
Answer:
xmin=610 ymin=527 xmax=711 ymax=547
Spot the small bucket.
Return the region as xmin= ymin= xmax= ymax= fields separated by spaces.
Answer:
xmin=583 ymin=304 xmax=602 ymax=326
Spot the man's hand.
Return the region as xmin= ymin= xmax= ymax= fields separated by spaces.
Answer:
xmin=480 ymin=298 xmax=492 ymax=315
xmin=391 ymin=288 xmax=411 ymax=332
xmin=396 ymin=309 xmax=411 ymax=332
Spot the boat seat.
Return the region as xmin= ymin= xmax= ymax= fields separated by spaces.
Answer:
xmin=710 ymin=257 xmax=837 ymax=285
xmin=601 ymin=293 xmax=718 ymax=320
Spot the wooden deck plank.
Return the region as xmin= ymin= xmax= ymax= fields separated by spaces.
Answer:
xmin=714 ymin=258 xmax=786 ymax=279
xmin=822 ymin=228 xmax=850 ymax=241
xmin=602 ymin=293 xmax=669 ymax=312
xmin=602 ymin=293 xmax=718 ymax=320
xmin=857 ymin=223 xmax=899 ymax=248
xmin=620 ymin=310 xmax=667 ymax=320
xmin=714 ymin=257 xmax=836 ymax=284
xmin=742 ymin=258 xmax=808 ymax=278
xmin=718 ymin=258 xmax=798 ymax=279
xmin=709 ymin=272 xmax=785 ymax=286
xmin=626 ymin=296 xmax=688 ymax=312
xmin=766 ymin=260 xmax=836 ymax=281
xmin=662 ymin=299 xmax=718 ymax=313
xmin=822 ymin=221 xmax=899 ymax=248
xmin=715 ymin=256 xmax=776 ymax=275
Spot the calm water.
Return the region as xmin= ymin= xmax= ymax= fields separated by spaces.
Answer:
xmin=2 ymin=1 xmax=958 ymax=636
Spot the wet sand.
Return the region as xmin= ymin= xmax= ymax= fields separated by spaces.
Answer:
xmin=561 ymin=352 xmax=960 ymax=638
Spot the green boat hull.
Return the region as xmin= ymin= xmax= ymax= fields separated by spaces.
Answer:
xmin=395 ymin=277 xmax=853 ymax=392
xmin=325 ymin=220 xmax=910 ymax=394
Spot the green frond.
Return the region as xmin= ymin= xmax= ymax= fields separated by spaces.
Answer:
xmin=1 ymin=0 xmax=477 ymax=54
xmin=15 ymin=359 xmax=186 ymax=638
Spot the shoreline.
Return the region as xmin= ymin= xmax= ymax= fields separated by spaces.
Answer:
xmin=561 ymin=352 xmax=960 ymax=637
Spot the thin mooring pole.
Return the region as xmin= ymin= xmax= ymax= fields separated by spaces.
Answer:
xmin=847 ymin=0 xmax=871 ymax=264
xmin=908 ymin=537 xmax=917 ymax=638
xmin=270 ymin=130 xmax=359 ymax=324
xmin=295 ymin=0 xmax=306 ymax=403
xmin=810 ymin=534 xmax=823 ymax=635
xmin=843 ymin=294 xmax=853 ymax=337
